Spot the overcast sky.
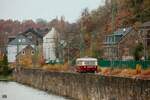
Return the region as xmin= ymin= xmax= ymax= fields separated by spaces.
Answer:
xmin=0 ymin=0 xmax=105 ymax=22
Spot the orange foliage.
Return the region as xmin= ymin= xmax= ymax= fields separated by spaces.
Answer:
xmin=19 ymin=56 xmax=33 ymax=67
xmin=119 ymin=69 xmax=137 ymax=77
xmin=141 ymin=69 xmax=150 ymax=76
xmin=110 ymin=69 xmax=122 ymax=75
xmin=39 ymin=55 xmax=45 ymax=66
xmin=101 ymin=68 xmax=112 ymax=75
xmin=99 ymin=67 xmax=150 ymax=79
xmin=97 ymin=67 xmax=101 ymax=73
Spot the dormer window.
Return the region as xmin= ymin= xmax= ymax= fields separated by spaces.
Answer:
xmin=31 ymin=50 xmax=35 ymax=55
xmin=28 ymin=36 xmax=32 ymax=39
xmin=18 ymin=39 xmax=21 ymax=43
xmin=22 ymin=51 xmax=25 ymax=55
xmin=22 ymin=39 xmax=26 ymax=42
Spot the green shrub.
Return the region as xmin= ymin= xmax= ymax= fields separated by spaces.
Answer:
xmin=133 ymin=43 xmax=144 ymax=60
xmin=1 ymin=54 xmax=11 ymax=76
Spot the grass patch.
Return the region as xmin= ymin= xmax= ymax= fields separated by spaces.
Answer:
xmin=42 ymin=63 xmax=69 ymax=72
xmin=0 ymin=74 xmax=13 ymax=81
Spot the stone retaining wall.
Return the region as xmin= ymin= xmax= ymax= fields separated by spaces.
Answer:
xmin=13 ymin=68 xmax=150 ymax=100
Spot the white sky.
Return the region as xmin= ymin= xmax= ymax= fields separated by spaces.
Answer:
xmin=0 ymin=0 xmax=105 ymax=22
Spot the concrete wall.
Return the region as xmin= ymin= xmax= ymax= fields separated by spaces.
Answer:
xmin=13 ymin=68 xmax=150 ymax=100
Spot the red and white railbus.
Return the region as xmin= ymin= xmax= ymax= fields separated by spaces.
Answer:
xmin=76 ymin=57 xmax=98 ymax=73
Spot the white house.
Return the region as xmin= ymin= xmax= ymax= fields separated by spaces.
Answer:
xmin=43 ymin=27 xmax=58 ymax=62
xmin=7 ymin=35 xmax=34 ymax=63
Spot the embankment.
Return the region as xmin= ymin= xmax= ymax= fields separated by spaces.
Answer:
xmin=13 ymin=68 xmax=150 ymax=100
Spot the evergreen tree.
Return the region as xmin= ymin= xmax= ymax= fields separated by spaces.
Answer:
xmin=133 ymin=43 xmax=144 ymax=60
xmin=2 ymin=54 xmax=9 ymax=75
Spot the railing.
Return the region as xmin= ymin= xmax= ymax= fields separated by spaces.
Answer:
xmin=98 ymin=60 xmax=150 ymax=69
xmin=103 ymin=35 xmax=122 ymax=45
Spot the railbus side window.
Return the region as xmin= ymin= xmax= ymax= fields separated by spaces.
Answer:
xmin=77 ymin=61 xmax=83 ymax=66
xmin=85 ymin=61 xmax=96 ymax=66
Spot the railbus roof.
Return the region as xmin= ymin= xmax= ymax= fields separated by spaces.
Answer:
xmin=76 ymin=57 xmax=97 ymax=61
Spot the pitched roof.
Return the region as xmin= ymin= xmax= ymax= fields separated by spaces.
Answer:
xmin=8 ymin=35 xmax=34 ymax=45
xmin=43 ymin=27 xmax=58 ymax=38
xmin=22 ymin=28 xmax=44 ymax=38
xmin=113 ymin=27 xmax=132 ymax=36
xmin=104 ymin=27 xmax=133 ymax=44
xmin=16 ymin=45 xmax=35 ymax=57
xmin=43 ymin=27 xmax=59 ymax=37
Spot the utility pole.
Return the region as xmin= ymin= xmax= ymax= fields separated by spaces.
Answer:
xmin=111 ymin=0 xmax=117 ymax=66
xmin=111 ymin=0 xmax=117 ymax=32
xmin=144 ymin=34 xmax=150 ymax=60
xmin=68 ymin=43 xmax=69 ymax=65
xmin=67 ymin=38 xmax=72 ymax=65
xmin=80 ymin=32 xmax=84 ymax=57
xmin=67 ymin=39 xmax=71 ymax=65
xmin=34 ymin=41 xmax=39 ymax=67
xmin=16 ymin=36 xmax=21 ymax=68
xmin=91 ymin=31 xmax=97 ymax=57
xmin=59 ymin=40 xmax=66 ymax=63
xmin=90 ymin=32 xmax=93 ymax=57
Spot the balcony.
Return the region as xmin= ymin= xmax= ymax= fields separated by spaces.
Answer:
xmin=103 ymin=35 xmax=122 ymax=45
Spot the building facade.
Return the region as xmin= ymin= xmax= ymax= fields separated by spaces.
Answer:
xmin=103 ymin=27 xmax=140 ymax=60
xmin=139 ymin=21 xmax=150 ymax=60
xmin=43 ymin=27 xmax=58 ymax=63
xmin=16 ymin=45 xmax=35 ymax=67
xmin=7 ymin=35 xmax=34 ymax=63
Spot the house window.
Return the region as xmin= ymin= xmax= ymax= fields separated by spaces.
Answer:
xmin=18 ymin=39 xmax=21 ymax=43
xmin=46 ymin=38 xmax=52 ymax=43
xmin=28 ymin=36 xmax=32 ymax=39
xmin=22 ymin=51 xmax=25 ymax=55
xmin=105 ymin=37 xmax=109 ymax=43
xmin=31 ymin=50 xmax=35 ymax=55
xmin=22 ymin=39 xmax=26 ymax=42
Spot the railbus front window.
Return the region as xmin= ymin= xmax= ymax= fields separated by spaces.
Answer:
xmin=77 ymin=61 xmax=83 ymax=66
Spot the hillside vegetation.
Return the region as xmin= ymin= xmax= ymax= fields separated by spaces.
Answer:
xmin=0 ymin=0 xmax=149 ymax=61
xmin=77 ymin=0 xmax=150 ymax=58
